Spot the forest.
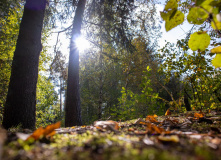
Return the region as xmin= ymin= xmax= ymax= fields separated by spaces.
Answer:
xmin=0 ymin=0 xmax=221 ymax=159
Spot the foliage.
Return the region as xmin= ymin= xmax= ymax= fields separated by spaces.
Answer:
xmin=0 ymin=0 xmax=59 ymax=127
xmin=111 ymin=66 xmax=165 ymax=121
xmin=159 ymin=0 xmax=221 ymax=111
xmin=0 ymin=5 xmax=23 ymax=122
xmin=80 ymin=0 xmax=161 ymax=124
xmin=157 ymin=38 xmax=221 ymax=111
xmin=160 ymin=0 xmax=221 ymax=68
xmin=36 ymin=75 xmax=59 ymax=128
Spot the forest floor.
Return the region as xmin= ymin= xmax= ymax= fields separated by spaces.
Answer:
xmin=1 ymin=111 xmax=221 ymax=160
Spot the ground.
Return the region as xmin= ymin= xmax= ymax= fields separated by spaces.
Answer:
xmin=1 ymin=110 xmax=221 ymax=160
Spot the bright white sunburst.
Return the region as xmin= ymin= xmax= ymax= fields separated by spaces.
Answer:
xmin=75 ymin=35 xmax=90 ymax=53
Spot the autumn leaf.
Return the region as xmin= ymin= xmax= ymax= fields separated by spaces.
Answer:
xmin=194 ymin=112 xmax=204 ymax=119
xmin=26 ymin=122 xmax=61 ymax=141
xmin=211 ymin=46 xmax=221 ymax=53
xmin=44 ymin=121 xmax=61 ymax=136
xmin=134 ymin=118 xmax=148 ymax=125
xmin=94 ymin=120 xmax=120 ymax=131
xmin=158 ymin=135 xmax=179 ymax=143
xmin=165 ymin=109 xmax=171 ymax=116
xmin=145 ymin=115 xmax=158 ymax=122
xmin=146 ymin=123 xmax=166 ymax=134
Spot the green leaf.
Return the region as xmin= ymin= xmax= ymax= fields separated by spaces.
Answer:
xmin=212 ymin=54 xmax=221 ymax=68
xmin=188 ymin=31 xmax=210 ymax=51
xmin=160 ymin=11 xmax=168 ymax=21
xmin=187 ymin=7 xmax=208 ymax=24
xmin=200 ymin=0 xmax=214 ymax=13
xmin=169 ymin=9 xmax=177 ymax=20
xmin=165 ymin=0 xmax=178 ymax=11
xmin=196 ymin=0 xmax=205 ymax=6
xmin=161 ymin=9 xmax=184 ymax=31
xmin=211 ymin=15 xmax=221 ymax=30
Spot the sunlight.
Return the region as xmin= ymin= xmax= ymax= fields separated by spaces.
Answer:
xmin=74 ymin=35 xmax=90 ymax=53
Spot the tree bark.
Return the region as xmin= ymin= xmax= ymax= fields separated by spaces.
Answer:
xmin=2 ymin=0 xmax=46 ymax=129
xmin=65 ymin=0 xmax=86 ymax=127
xmin=184 ymin=93 xmax=191 ymax=111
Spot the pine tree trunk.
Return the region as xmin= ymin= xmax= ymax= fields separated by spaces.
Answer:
xmin=184 ymin=93 xmax=191 ymax=111
xmin=65 ymin=0 xmax=86 ymax=127
xmin=2 ymin=0 xmax=46 ymax=129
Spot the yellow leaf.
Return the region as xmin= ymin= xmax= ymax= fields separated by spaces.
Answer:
xmin=211 ymin=16 xmax=221 ymax=30
xmin=212 ymin=54 xmax=221 ymax=68
xmin=158 ymin=135 xmax=179 ymax=143
xmin=211 ymin=46 xmax=221 ymax=53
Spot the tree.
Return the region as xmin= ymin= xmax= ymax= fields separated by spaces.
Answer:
xmin=65 ymin=0 xmax=86 ymax=127
xmin=79 ymin=0 xmax=161 ymax=123
xmin=36 ymin=75 xmax=59 ymax=127
xmin=2 ymin=0 xmax=47 ymax=129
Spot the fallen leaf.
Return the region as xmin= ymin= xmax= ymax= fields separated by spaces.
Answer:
xmin=194 ymin=112 xmax=204 ymax=119
xmin=128 ymin=128 xmax=135 ymax=132
xmin=134 ymin=118 xmax=147 ymax=125
xmin=143 ymin=138 xmax=154 ymax=145
xmin=44 ymin=121 xmax=61 ymax=136
xmin=158 ymin=135 xmax=179 ymax=143
xmin=146 ymin=123 xmax=166 ymax=134
xmin=94 ymin=120 xmax=119 ymax=132
xmin=165 ymin=109 xmax=171 ymax=116
xmin=146 ymin=115 xmax=158 ymax=122
xmin=211 ymin=138 xmax=221 ymax=145
xmin=26 ymin=122 xmax=61 ymax=141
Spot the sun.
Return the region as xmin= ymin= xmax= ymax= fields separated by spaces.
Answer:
xmin=75 ymin=35 xmax=90 ymax=53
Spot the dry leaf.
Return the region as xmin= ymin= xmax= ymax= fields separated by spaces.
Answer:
xmin=94 ymin=120 xmax=119 ymax=132
xmin=158 ymin=135 xmax=179 ymax=143
xmin=128 ymin=128 xmax=135 ymax=132
xmin=44 ymin=121 xmax=61 ymax=136
xmin=194 ymin=112 xmax=204 ymax=119
xmin=165 ymin=109 xmax=171 ymax=116
xmin=26 ymin=122 xmax=61 ymax=141
xmin=146 ymin=123 xmax=165 ymax=134
xmin=146 ymin=115 xmax=158 ymax=122
xmin=134 ymin=118 xmax=147 ymax=125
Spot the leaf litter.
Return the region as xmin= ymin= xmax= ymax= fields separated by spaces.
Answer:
xmin=1 ymin=111 xmax=221 ymax=160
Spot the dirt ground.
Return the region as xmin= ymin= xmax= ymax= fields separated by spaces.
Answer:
xmin=1 ymin=111 xmax=221 ymax=160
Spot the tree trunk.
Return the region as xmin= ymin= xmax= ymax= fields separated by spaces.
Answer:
xmin=2 ymin=0 xmax=46 ymax=129
xmin=59 ymin=75 xmax=63 ymax=116
xmin=65 ymin=0 xmax=86 ymax=127
xmin=184 ymin=93 xmax=191 ymax=111
xmin=98 ymin=54 xmax=103 ymax=120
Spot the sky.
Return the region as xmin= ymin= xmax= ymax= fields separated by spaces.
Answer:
xmin=156 ymin=3 xmax=194 ymax=48
xmin=48 ymin=1 xmax=194 ymax=56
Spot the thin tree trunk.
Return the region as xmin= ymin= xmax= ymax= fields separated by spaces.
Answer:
xmin=59 ymin=75 xmax=63 ymax=116
xmin=65 ymin=0 xmax=86 ymax=127
xmin=2 ymin=0 xmax=46 ymax=129
xmin=98 ymin=54 xmax=103 ymax=120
